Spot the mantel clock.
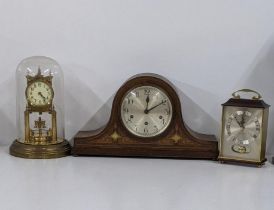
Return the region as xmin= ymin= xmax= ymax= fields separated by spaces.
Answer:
xmin=73 ymin=73 xmax=218 ymax=159
xmin=218 ymin=89 xmax=270 ymax=166
xmin=10 ymin=56 xmax=71 ymax=158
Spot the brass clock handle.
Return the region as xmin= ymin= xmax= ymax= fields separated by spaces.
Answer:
xmin=232 ymin=89 xmax=262 ymax=100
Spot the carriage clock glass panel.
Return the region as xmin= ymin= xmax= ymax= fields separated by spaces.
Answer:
xmin=222 ymin=107 xmax=263 ymax=159
xmin=10 ymin=56 xmax=71 ymax=158
xmin=121 ymin=86 xmax=173 ymax=137
xmin=219 ymin=89 xmax=269 ymax=165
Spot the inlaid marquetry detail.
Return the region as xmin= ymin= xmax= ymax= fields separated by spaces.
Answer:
xmin=111 ymin=131 xmax=121 ymax=142
xmin=171 ymin=134 xmax=181 ymax=144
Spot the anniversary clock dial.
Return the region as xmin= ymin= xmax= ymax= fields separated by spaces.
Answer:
xmin=73 ymin=73 xmax=218 ymax=159
xmin=26 ymin=81 xmax=53 ymax=106
xmin=121 ymin=86 xmax=172 ymax=137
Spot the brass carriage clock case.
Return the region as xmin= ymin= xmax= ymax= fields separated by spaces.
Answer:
xmin=10 ymin=56 xmax=71 ymax=159
xmin=218 ymin=89 xmax=270 ymax=166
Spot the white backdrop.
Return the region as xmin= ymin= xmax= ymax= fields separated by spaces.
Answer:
xmin=0 ymin=0 xmax=274 ymax=154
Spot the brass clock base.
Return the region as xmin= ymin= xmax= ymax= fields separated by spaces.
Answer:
xmin=218 ymin=157 xmax=267 ymax=167
xmin=10 ymin=140 xmax=71 ymax=159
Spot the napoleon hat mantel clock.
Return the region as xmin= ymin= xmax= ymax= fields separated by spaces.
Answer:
xmin=10 ymin=56 xmax=71 ymax=158
xmin=218 ymin=89 xmax=270 ymax=166
xmin=73 ymin=73 xmax=218 ymax=159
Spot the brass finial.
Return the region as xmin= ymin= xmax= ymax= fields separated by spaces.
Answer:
xmin=37 ymin=66 xmax=42 ymax=76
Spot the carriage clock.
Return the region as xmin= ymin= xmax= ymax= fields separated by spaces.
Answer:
xmin=218 ymin=89 xmax=270 ymax=166
xmin=10 ymin=56 xmax=71 ymax=158
xmin=73 ymin=73 xmax=218 ymax=159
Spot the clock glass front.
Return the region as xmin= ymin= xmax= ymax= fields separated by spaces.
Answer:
xmin=121 ymin=86 xmax=173 ymax=137
xmin=221 ymin=106 xmax=263 ymax=161
xmin=15 ymin=56 xmax=65 ymax=145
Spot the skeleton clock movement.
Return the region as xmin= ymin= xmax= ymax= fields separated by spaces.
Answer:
xmin=73 ymin=74 xmax=218 ymax=159
xmin=10 ymin=56 xmax=71 ymax=159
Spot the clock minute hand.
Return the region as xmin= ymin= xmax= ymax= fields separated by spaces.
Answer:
xmin=145 ymin=100 xmax=166 ymax=114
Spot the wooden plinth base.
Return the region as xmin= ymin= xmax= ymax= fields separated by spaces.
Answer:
xmin=10 ymin=140 xmax=71 ymax=159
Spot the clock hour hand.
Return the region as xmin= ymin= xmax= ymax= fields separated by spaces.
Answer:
xmin=38 ymin=92 xmax=46 ymax=101
xmin=234 ymin=115 xmax=244 ymax=128
xmin=241 ymin=114 xmax=246 ymax=129
xmin=145 ymin=100 xmax=166 ymax=114
xmin=144 ymin=95 xmax=150 ymax=112
xmin=234 ymin=116 xmax=241 ymax=127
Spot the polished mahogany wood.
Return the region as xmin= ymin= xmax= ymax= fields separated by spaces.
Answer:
xmin=73 ymin=73 xmax=218 ymax=159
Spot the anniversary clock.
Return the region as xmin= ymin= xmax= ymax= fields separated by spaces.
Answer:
xmin=73 ymin=74 xmax=218 ymax=159
xmin=10 ymin=56 xmax=71 ymax=158
xmin=218 ymin=89 xmax=270 ymax=166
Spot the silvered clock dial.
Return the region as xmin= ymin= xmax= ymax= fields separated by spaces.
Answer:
xmin=225 ymin=110 xmax=260 ymax=153
xmin=121 ymin=86 xmax=173 ymax=137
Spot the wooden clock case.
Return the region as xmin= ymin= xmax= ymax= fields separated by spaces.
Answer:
xmin=73 ymin=73 xmax=218 ymax=159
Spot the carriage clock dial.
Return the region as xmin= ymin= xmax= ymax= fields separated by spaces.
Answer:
xmin=26 ymin=81 xmax=53 ymax=106
xmin=121 ymin=86 xmax=173 ymax=137
xmin=225 ymin=110 xmax=260 ymax=153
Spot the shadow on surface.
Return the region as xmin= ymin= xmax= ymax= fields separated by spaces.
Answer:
xmin=171 ymin=79 xmax=220 ymax=137
xmin=235 ymin=38 xmax=274 ymax=155
xmin=0 ymin=76 xmax=16 ymax=146
xmin=81 ymin=94 xmax=114 ymax=131
xmin=64 ymin=68 xmax=105 ymax=142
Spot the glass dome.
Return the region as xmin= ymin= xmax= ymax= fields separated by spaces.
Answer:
xmin=10 ymin=56 xmax=70 ymax=158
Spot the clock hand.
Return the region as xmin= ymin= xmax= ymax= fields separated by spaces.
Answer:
xmin=144 ymin=95 xmax=150 ymax=113
xmin=234 ymin=116 xmax=242 ymax=127
xmin=241 ymin=114 xmax=246 ymax=129
xmin=145 ymin=100 xmax=167 ymax=114
xmin=38 ymin=92 xmax=46 ymax=101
